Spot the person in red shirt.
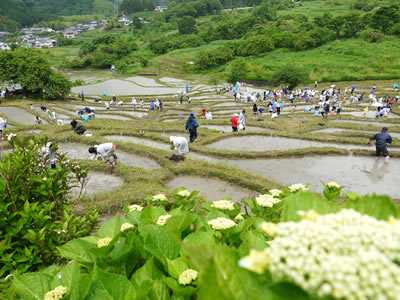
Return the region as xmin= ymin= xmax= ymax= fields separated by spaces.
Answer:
xmin=231 ymin=113 xmax=239 ymax=132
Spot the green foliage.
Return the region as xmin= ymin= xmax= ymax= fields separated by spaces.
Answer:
xmin=149 ymin=34 xmax=205 ymax=55
xmin=238 ymin=35 xmax=274 ymax=56
xmin=6 ymin=180 xmax=400 ymax=299
xmin=226 ymin=59 xmax=248 ymax=84
xmin=0 ymin=137 xmax=98 ymax=277
xmin=272 ymin=63 xmax=309 ymax=89
xmin=177 ymin=16 xmax=197 ymax=35
xmin=120 ymin=0 xmax=154 ymax=14
xmin=359 ymin=28 xmax=385 ymax=42
xmin=0 ymin=48 xmax=71 ymax=99
xmin=196 ymin=46 xmax=234 ymax=69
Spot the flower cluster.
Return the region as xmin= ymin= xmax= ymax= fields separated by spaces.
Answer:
xmin=178 ymin=269 xmax=198 ymax=285
xmin=241 ymin=209 xmax=400 ymax=299
xmin=288 ymin=183 xmax=308 ymax=192
xmin=211 ymin=199 xmax=235 ymax=211
xmin=327 ymin=182 xmax=340 ymax=188
xmin=129 ymin=204 xmax=143 ymax=212
xmin=208 ymin=217 xmax=237 ymax=230
xmin=255 ymin=194 xmax=281 ymax=208
xmin=157 ymin=214 xmax=172 ymax=226
xmin=269 ymin=189 xmax=282 ymax=197
xmin=234 ymin=213 xmax=244 ymax=222
xmin=97 ymin=237 xmax=112 ymax=248
xmin=177 ymin=189 xmax=191 ymax=197
xmin=153 ymin=194 xmax=168 ymax=201
xmin=238 ymin=249 xmax=269 ymax=274
xmin=44 ymin=286 xmax=68 ymax=300
xmin=6 ymin=133 xmax=16 ymax=141
xmin=120 ymin=222 xmax=134 ymax=232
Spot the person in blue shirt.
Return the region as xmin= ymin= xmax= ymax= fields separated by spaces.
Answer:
xmin=368 ymin=127 xmax=392 ymax=163
xmin=185 ymin=112 xmax=199 ymax=143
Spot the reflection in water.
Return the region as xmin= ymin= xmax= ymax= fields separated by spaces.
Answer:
xmin=362 ymin=160 xmax=389 ymax=182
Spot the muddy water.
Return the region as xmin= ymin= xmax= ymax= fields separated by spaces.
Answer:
xmin=72 ymin=79 xmax=179 ymax=96
xmin=125 ymin=77 xmax=164 ymax=87
xmin=0 ymin=107 xmax=48 ymax=125
xmin=95 ymin=114 xmax=133 ymax=121
xmin=202 ymin=125 xmax=265 ymax=132
xmin=71 ymin=172 xmax=123 ymax=198
xmin=207 ymin=135 xmax=397 ymax=151
xmin=166 ymin=176 xmax=254 ymax=202
xmin=105 ymin=135 xmax=171 ymax=151
xmin=117 ymin=111 xmax=148 ymax=118
xmin=342 ymin=111 xmax=399 ymax=119
xmin=332 ymin=119 xmax=400 ymax=127
xmin=212 ymin=102 xmax=244 ymax=107
xmin=104 ymin=135 xmax=220 ymax=163
xmin=222 ymin=156 xmax=400 ymax=198
xmin=313 ymin=128 xmax=353 ymax=133
xmin=58 ymin=143 xmax=161 ymax=169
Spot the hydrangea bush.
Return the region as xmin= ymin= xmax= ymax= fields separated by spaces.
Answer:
xmin=4 ymin=183 xmax=400 ymax=300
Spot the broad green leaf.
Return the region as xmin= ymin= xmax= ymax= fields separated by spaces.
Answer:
xmin=259 ymin=282 xmax=311 ymax=300
xmin=344 ymin=191 xmax=361 ymax=201
xmin=50 ymin=260 xmax=80 ymax=300
xmin=167 ymin=257 xmax=189 ymax=279
xmin=240 ymin=230 xmax=267 ymax=250
xmin=183 ymin=231 xmax=215 ymax=245
xmin=139 ymin=205 xmax=166 ymax=225
xmin=165 ymin=214 xmax=193 ymax=237
xmin=57 ymin=237 xmax=98 ymax=264
xmin=163 ymin=277 xmax=196 ymax=297
xmin=98 ymin=215 xmax=125 ymax=239
xmin=13 ymin=272 xmax=52 ymax=300
xmin=139 ymin=224 xmax=180 ymax=264
xmin=147 ymin=280 xmax=169 ymax=300
xmin=131 ymin=257 xmax=163 ymax=287
xmin=86 ymin=266 xmax=136 ymax=300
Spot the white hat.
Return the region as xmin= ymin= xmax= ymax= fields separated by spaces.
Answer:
xmin=234 ymin=113 xmax=238 ymax=117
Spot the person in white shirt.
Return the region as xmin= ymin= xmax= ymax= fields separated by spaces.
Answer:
xmin=169 ymin=136 xmax=189 ymax=155
xmin=88 ymin=143 xmax=117 ymax=164
xmin=0 ymin=117 xmax=6 ymax=139
xmin=132 ymin=97 xmax=137 ymax=110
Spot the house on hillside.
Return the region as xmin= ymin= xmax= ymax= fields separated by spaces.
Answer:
xmin=63 ymin=30 xmax=78 ymax=38
xmin=100 ymin=20 xmax=108 ymax=26
xmin=117 ymin=16 xmax=133 ymax=26
xmin=155 ymin=5 xmax=167 ymax=12
xmin=35 ymin=38 xmax=56 ymax=48
xmin=0 ymin=42 xmax=11 ymax=51
xmin=90 ymin=21 xmax=98 ymax=27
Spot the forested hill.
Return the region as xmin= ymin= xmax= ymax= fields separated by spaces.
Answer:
xmin=0 ymin=0 xmax=113 ymax=28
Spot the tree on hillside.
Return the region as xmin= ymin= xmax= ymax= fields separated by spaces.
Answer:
xmin=0 ymin=48 xmax=71 ymax=99
xmin=227 ymin=59 xmax=248 ymax=84
xmin=177 ymin=16 xmax=197 ymax=35
xmin=370 ymin=5 xmax=400 ymax=34
xmin=120 ymin=0 xmax=154 ymax=14
xmin=273 ymin=63 xmax=309 ymax=90
xmin=252 ymin=2 xmax=277 ymax=23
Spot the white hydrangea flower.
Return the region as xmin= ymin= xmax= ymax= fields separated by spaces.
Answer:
xmin=288 ymin=183 xmax=308 ymax=192
xmin=97 ymin=237 xmax=112 ymax=248
xmin=241 ymin=209 xmax=400 ymax=300
xmin=129 ymin=204 xmax=143 ymax=212
xmin=208 ymin=217 xmax=237 ymax=230
xmin=120 ymin=222 xmax=134 ymax=232
xmin=238 ymin=249 xmax=269 ymax=274
xmin=6 ymin=133 xmax=16 ymax=141
xmin=177 ymin=189 xmax=191 ymax=197
xmin=269 ymin=189 xmax=282 ymax=197
xmin=44 ymin=286 xmax=68 ymax=300
xmin=259 ymin=222 xmax=277 ymax=237
xmin=211 ymin=199 xmax=235 ymax=211
xmin=157 ymin=214 xmax=172 ymax=226
xmin=153 ymin=194 xmax=168 ymax=201
xmin=234 ymin=213 xmax=244 ymax=222
xmin=178 ymin=269 xmax=198 ymax=285
xmin=255 ymin=194 xmax=281 ymax=207
xmin=327 ymin=182 xmax=340 ymax=188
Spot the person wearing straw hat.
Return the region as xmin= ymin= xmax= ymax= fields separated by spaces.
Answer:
xmin=231 ymin=113 xmax=239 ymax=132
xmin=368 ymin=127 xmax=392 ymax=163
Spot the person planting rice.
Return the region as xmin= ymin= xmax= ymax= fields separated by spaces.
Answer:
xmin=70 ymin=120 xmax=86 ymax=135
xmin=169 ymin=136 xmax=189 ymax=159
xmin=88 ymin=143 xmax=118 ymax=165
xmin=368 ymin=127 xmax=392 ymax=163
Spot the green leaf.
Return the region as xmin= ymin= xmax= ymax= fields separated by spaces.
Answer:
xmin=139 ymin=205 xmax=166 ymax=225
xmin=165 ymin=214 xmax=193 ymax=237
xmin=13 ymin=272 xmax=52 ymax=300
xmin=131 ymin=257 xmax=163 ymax=287
xmin=183 ymin=231 xmax=215 ymax=245
xmin=51 ymin=260 xmax=85 ymax=300
xmin=138 ymin=224 xmax=180 ymax=265
xmin=167 ymin=257 xmax=189 ymax=279
xmin=344 ymin=191 xmax=361 ymax=201
xmin=57 ymin=237 xmax=98 ymax=264
xmin=87 ymin=266 xmax=136 ymax=300
xmin=147 ymin=280 xmax=169 ymax=300
xmin=163 ymin=277 xmax=196 ymax=297
xmin=98 ymin=215 xmax=125 ymax=239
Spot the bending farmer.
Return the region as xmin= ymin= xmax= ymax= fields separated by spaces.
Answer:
xmin=88 ymin=143 xmax=118 ymax=164
xmin=169 ymin=136 xmax=189 ymax=155
xmin=368 ymin=127 xmax=392 ymax=163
